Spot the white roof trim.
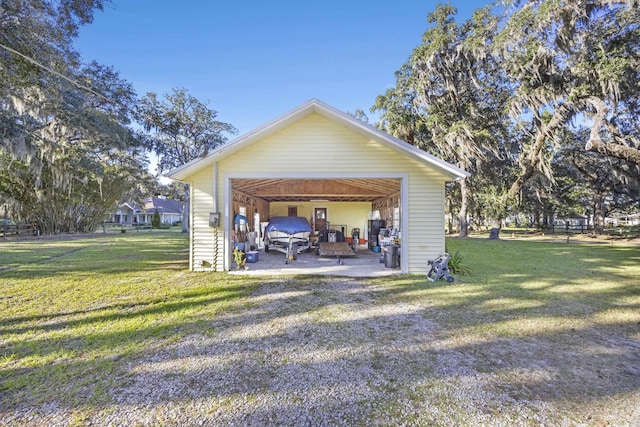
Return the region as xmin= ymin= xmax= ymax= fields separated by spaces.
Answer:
xmin=167 ymin=99 xmax=470 ymax=181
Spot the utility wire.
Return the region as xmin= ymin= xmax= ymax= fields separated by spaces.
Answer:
xmin=0 ymin=41 xmax=113 ymax=104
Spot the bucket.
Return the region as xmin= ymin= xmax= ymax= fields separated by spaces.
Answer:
xmin=246 ymin=251 xmax=259 ymax=263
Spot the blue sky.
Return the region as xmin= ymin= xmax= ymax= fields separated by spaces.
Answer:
xmin=76 ymin=0 xmax=492 ymax=135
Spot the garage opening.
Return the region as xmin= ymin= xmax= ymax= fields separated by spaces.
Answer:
xmin=228 ymin=177 xmax=404 ymax=274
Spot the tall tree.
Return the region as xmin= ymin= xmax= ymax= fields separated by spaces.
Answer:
xmin=1 ymin=0 xmax=109 ymax=170
xmin=374 ymin=4 xmax=510 ymax=237
xmin=1 ymin=0 xmax=148 ymax=233
xmin=374 ymin=63 xmax=430 ymax=147
xmin=138 ymin=88 xmax=237 ymax=232
xmin=496 ymin=0 xmax=640 ymax=198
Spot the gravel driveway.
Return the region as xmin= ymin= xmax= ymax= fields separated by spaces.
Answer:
xmin=98 ymin=279 xmax=533 ymax=426
xmin=4 ymin=277 xmax=639 ymax=426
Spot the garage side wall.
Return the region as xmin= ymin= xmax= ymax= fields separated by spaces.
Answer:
xmin=190 ymin=165 xmax=225 ymax=271
xmin=216 ymin=113 xmax=448 ymax=274
xmin=407 ymin=174 xmax=446 ymax=274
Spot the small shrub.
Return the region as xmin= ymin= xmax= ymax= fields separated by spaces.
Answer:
xmin=159 ymin=223 xmax=171 ymax=229
xmin=447 ymin=250 xmax=471 ymax=275
xmin=151 ymin=209 xmax=161 ymax=229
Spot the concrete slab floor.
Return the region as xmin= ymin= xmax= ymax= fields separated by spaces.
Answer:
xmin=228 ymin=246 xmax=402 ymax=277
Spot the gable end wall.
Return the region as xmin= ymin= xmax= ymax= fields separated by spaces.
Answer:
xmin=188 ymin=113 xmax=450 ymax=273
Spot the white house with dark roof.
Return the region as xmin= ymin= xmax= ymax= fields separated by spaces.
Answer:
xmin=108 ymin=202 xmax=136 ymax=225
xmin=108 ymin=197 xmax=184 ymax=226
xmin=134 ymin=197 xmax=184 ymax=225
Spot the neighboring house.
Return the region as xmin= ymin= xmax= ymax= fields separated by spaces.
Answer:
xmin=168 ymin=99 xmax=469 ymax=274
xmin=606 ymin=213 xmax=640 ymax=226
xmin=553 ymin=215 xmax=592 ymax=232
xmin=134 ymin=197 xmax=184 ymax=225
xmin=108 ymin=197 xmax=184 ymax=226
xmin=108 ymin=202 xmax=135 ymax=226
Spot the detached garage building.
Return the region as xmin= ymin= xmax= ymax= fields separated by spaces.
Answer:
xmin=168 ymin=99 xmax=469 ymax=274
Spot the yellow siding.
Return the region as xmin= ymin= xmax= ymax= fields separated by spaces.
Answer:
xmin=406 ymin=177 xmax=446 ymax=271
xmin=222 ymin=115 xmax=423 ymax=175
xmin=269 ymin=201 xmax=371 ymax=236
xmin=190 ymin=165 xmax=225 ymax=271
xmin=210 ymin=113 xmax=450 ymax=274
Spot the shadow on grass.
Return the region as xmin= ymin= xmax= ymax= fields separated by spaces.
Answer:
xmin=0 ymin=233 xmax=189 ymax=279
xmin=0 ymin=285 xmax=250 ymax=336
xmin=1 ymin=238 xmax=639 ymax=424
xmin=3 ymin=276 xmax=638 ymax=423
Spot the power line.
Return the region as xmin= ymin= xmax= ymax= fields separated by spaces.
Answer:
xmin=0 ymin=41 xmax=113 ymax=104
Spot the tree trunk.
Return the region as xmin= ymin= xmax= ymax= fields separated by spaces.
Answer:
xmin=444 ymin=196 xmax=453 ymax=234
xmin=593 ymin=195 xmax=606 ymax=235
xmin=585 ymin=96 xmax=640 ymax=165
xmin=182 ymin=184 xmax=190 ymax=234
xmin=458 ymin=178 xmax=469 ymax=238
xmin=543 ymin=205 xmax=553 ymax=228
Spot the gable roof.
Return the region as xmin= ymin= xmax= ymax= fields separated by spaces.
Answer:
xmin=167 ymin=99 xmax=470 ymax=181
xmin=137 ymin=197 xmax=184 ymax=214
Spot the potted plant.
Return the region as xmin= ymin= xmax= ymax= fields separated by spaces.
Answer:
xmin=233 ymin=247 xmax=247 ymax=270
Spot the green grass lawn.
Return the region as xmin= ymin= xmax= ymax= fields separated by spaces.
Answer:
xmin=1 ymin=233 xmax=639 ymax=425
xmin=441 ymin=238 xmax=639 ymax=346
xmin=1 ymin=233 xmax=258 ymax=407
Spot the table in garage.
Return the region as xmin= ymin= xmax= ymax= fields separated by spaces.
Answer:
xmin=317 ymin=242 xmax=356 ymax=265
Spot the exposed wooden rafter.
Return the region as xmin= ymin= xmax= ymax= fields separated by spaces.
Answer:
xmin=231 ymin=178 xmax=401 ymax=202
